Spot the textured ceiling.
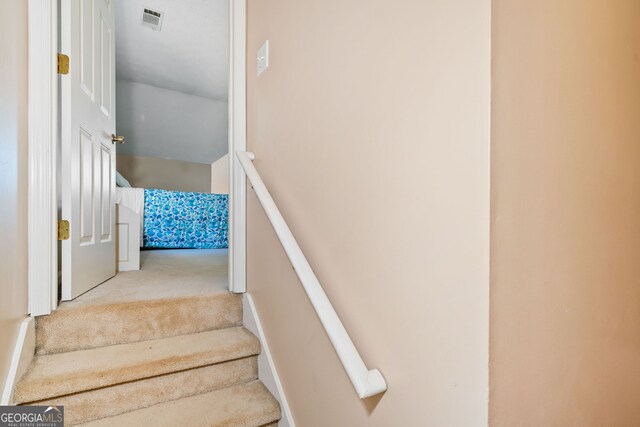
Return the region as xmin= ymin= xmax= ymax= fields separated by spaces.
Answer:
xmin=115 ymin=0 xmax=229 ymax=100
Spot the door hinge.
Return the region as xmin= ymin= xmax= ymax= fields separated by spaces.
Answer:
xmin=57 ymin=53 xmax=69 ymax=75
xmin=58 ymin=220 xmax=70 ymax=240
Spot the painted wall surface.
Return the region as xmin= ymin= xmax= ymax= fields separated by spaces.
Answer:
xmin=491 ymin=1 xmax=640 ymax=425
xmin=116 ymin=79 xmax=228 ymax=164
xmin=0 ymin=0 xmax=29 ymax=393
xmin=117 ymin=154 xmax=212 ymax=193
xmin=210 ymin=153 xmax=229 ymax=194
xmin=246 ymin=0 xmax=491 ymax=426
xmin=115 ymin=0 xmax=229 ymax=100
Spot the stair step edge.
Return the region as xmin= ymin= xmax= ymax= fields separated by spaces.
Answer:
xmin=75 ymin=380 xmax=281 ymax=427
xmin=31 ymin=357 xmax=259 ymax=426
xmin=36 ymin=293 xmax=243 ymax=355
xmin=14 ymin=327 xmax=260 ymax=404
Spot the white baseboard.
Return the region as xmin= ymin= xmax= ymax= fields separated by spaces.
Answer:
xmin=1 ymin=317 xmax=36 ymax=405
xmin=243 ymin=294 xmax=295 ymax=427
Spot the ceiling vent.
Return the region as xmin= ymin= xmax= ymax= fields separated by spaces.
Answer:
xmin=141 ymin=8 xmax=164 ymax=31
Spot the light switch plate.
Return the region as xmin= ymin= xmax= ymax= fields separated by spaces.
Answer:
xmin=257 ymin=40 xmax=269 ymax=76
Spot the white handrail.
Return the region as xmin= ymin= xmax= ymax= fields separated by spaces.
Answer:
xmin=236 ymin=150 xmax=387 ymax=399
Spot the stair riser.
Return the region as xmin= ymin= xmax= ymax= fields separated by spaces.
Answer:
xmin=36 ymin=293 xmax=242 ymax=355
xmin=31 ymin=357 xmax=258 ymax=426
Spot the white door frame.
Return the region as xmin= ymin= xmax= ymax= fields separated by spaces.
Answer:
xmin=27 ymin=0 xmax=59 ymax=316
xmin=27 ymin=0 xmax=248 ymax=315
xmin=228 ymin=0 xmax=247 ymax=293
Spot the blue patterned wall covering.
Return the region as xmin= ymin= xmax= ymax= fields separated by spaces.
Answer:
xmin=143 ymin=189 xmax=228 ymax=249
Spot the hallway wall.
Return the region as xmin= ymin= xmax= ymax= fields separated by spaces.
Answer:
xmin=491 ymin=0 xmax=640 ymax=424
xmin=245 ymin=0 xmax=491 ymax=425
xmin=115 ymin=79 xmax=228 ymax=164
xmin=0 ymin=0 xmax=29 ymax=395
xmin=117 ymin=154 xmax=212 ymax=193
xmin=210 ymin=154 xmax=229 ymax=194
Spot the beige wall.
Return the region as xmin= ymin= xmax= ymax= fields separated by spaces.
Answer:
xmin=116 ymin=80 xmax=228 ymax=164
xmin=210 ymin=153 xmax=229 ymax=194
xmin=0 ymin=0 xmax=29 ymax=393
xmin=246 ymin=0 xmax=491 ymax=425
xmin=491 ymin=1 xmax=640 ymax=425
xmin=117 ymin=154 xmax=212 ymax=193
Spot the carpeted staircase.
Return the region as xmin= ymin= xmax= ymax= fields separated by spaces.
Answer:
xmin=11 ymin=287 xmax=281 ymax=426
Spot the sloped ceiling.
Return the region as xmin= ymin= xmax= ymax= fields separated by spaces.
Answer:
xmin=116 ymin=0 xmax=229 ymax=100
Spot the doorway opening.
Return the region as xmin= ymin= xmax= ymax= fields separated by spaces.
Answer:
xmin=109 ymin=1 xmax=231 ymax=293
xmin=27 ymin=0 xmax=247 ymax=316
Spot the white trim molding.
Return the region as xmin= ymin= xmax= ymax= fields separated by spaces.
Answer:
xmin=27 ymin=0 xmax=58 ymax=316
xmin=1 ymin=318 xmax=36 ymax=405
xmin=243 ymin=295 xmax=296 ymax=427
xmin=228 ymin=0 xmax=248 ymax=294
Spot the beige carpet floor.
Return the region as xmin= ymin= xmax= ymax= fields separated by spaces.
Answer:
xmin=66 ymin=249 xmax=230 ymax=307
xmin=13 ymin=249 xmax=281 ymax=426
xmin=36 ymin=249 xmax=240 ymax=354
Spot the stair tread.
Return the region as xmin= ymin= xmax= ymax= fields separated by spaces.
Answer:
xmin=35 ymin=358 xmax=258 ymax=426
xmin=36 ymin=292 xmax=242 ymax=355
xmin=77 ymin=380 xmax=281 ymax=427
xmin=14 ymin=327 xmax=260 ymax=404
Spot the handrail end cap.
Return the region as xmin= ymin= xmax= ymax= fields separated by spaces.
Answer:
xmin=358 ymin=369 xmax=387 ymax=399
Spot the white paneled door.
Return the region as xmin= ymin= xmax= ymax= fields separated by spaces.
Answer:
xmin=61 ymin=0 xmax=116 ymax=300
